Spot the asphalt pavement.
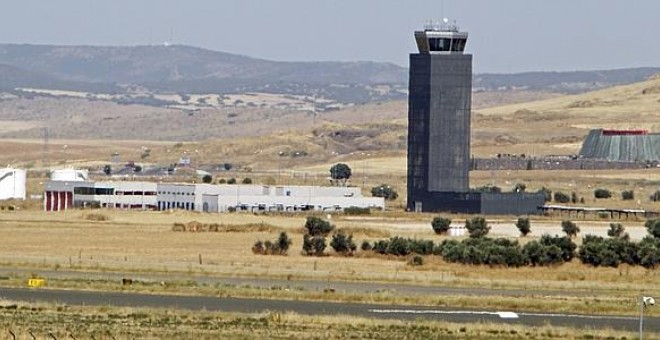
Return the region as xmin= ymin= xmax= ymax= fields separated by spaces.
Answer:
xmin=0 ymin=287 xmax=658 ymax=333
xmin=0 ymin=268 xmax=625 ymax=298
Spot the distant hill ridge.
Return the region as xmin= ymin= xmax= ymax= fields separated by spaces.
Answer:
xmin=0 ymin=43 xmax=658 ymax=100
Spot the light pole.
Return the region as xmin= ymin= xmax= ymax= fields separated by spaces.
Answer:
xmin=640 ymin=296 xmax=655 ymax=340
xmin=278 ymin=151 xmax=284 ymax=184
xmin=361 ymin=153 xmax=370 ymax=188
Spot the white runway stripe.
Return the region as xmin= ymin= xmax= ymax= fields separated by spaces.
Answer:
xmin=368 ymin=309 xmax=639 ymax=321
xmin=368 ymin=309 xmax=519 ymax=319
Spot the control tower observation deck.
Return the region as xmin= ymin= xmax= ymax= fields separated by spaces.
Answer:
xmin=407 ymin=21 xmax=472 ymax=212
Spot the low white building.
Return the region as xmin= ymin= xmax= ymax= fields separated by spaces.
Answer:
xmin=44 ymin=180 xmax=157 ymax=211
xmin=45 ymin=180 xmax=385 ymax=213
xmin=0 ymin=168 xmax=26 ymax=201
xmin=157 ymin=184 xmax=384 ymax=213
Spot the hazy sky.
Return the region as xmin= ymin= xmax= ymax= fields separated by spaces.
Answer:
xmin=1 ymin=0 xmax=659 ymax=73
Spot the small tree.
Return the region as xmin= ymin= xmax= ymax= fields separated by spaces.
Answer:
xmin=465 ymin=217 xmax=490 ymax=238
xmin=371 ymin=184 xmax=398 ymax=200
xmin=330 ymin=231 xmax=357 ymax=255
xmin=646 ymin=219 xmax=660 ymax=239
xmin=242 ymin=177 xmax=253 ymax=184
xmin=538 ymin=187 xmax=552 ymax=202
xmin=571 ymin=192 xmax=578 ymax=204
xmin=302 ymin=234 xmax=327 ymax=256
xmin=651 ymin=191 xmax=660 ymax=202
xmin=431 ymin=217 xmax=452 ymax=235
xmin=561 ymin=220 xmax=580 ymax=238
xmin=276 ymin=232 xmax=292 ymax=255
xmin=227 ymin=177 xmax=237 ymax=184
xmin=553 ymin=192 xmax=570 ymax=203
xmin=202 ymin=174 xmax=213 ymax=183
xmin=329 ymin=163 xmax=352 ymax=186
xmin=516 ymin=217 xmax=531 ymax=237
xmin=218 ymin=178 xmax=227 ymax=184
xmin=252 ymin=240 xmax=265 ymax=254
xmin=360 ymin=240 xmax=372 ymax=251
xmin=607 ymin=223 xmax=625 ymax=238
xmin=304 ymin=216 xmax=335 ymax=236
xmin=102 ymin=164 xmax=112 ymax=175
xmin=621 ymin=190 xmax=634 ymax=201
xmin=594 ymin=188 xmax=612 ymax=199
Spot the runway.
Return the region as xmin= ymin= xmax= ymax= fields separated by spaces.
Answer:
xmin=0 ymin=287 xmax=657 ymax=333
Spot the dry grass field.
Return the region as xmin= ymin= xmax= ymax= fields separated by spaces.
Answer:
xmin=1 ymin=210 xmax=658 ymax=299
xmin=0 ymin=302 xmax=637 ymax=340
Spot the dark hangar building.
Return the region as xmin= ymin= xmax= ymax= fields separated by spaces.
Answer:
xmin=406 ymin=22 xmax=544 ymax=214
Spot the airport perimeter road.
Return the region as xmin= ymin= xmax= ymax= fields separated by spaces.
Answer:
xmin=0 ymin=287 xmax=658 ymax=333
xmin=0 ymin=268 xmax=622 ymax=298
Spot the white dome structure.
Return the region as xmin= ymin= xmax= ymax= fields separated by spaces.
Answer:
xmin=51 ymin=168 xmax=89 ymax=182
xmin=0 ymin=168 xmax=26 ymax=200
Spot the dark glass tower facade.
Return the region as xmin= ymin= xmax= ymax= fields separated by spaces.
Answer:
xmin=407 ymin=24 xmax=472 ymax=212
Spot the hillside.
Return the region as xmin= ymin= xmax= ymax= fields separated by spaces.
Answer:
xmin=0 ymin=44 xmax=658 ymax=106
xmin=0 ymin=44 xmax=407 ymax=103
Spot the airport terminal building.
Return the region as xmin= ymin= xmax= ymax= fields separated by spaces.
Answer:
xmin=44 ymin=180 xmax=384 ymax=213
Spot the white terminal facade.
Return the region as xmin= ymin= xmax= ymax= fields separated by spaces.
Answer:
xmin=44 ymin=180 xmax=384 ymax=213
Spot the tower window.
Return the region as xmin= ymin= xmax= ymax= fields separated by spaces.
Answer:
xmin=428 ymin=38 xmax=451 ymax=51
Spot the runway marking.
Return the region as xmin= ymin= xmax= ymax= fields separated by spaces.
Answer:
xmin=367 ymin=309 xmax=519 ymax=319
xmin=368 ymin=309 xmax=637 ymax=321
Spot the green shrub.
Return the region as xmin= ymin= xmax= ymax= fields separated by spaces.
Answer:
xmin=202 ymin=174 xmax=213 ymax=183
xmin=386 ymin=236 xmax=412 ymax=256
xmin=252 ymin=240 xmax=265 ymax=254
xmin=651 ymin=190 xmax=660 ymax=202
xmin=253 ymin=232 xmax=292 ymax=255
xmin=431 ymin=217 xmax=452 ymax=235
xmin=540 ymin=234 xmax=577 ymax=262
xmin=553 ymin=192 xmax=570 ymax=203
xmin=302 ymin=234 xmax=326 ymax=256
xmin=242 ymin=177 xmax=253 ymax=184
xmin=465 ymin=217 xmax=490 ymax=238
xmin=330 ymin=231 xmax=357 ymax=255
xmin=516 ymin=217 xmax=531 ymax=237
xmin=227 ymin=178 xmax=237 ymax=184
xmin=561 ymin=220 xmax=580 ymax=238
xmin=621 ymin=190 xmax=634 ymax=200
xmin=594 ymin=188 xmax=612 ymax=199
xmin=371 ymin=184 xmax=398 ymax=200
xmin=607 ymin=223 xmax=625 ymax=238
xmin=360 ymin=240 xmax=372 ymax=251
xmin=538 ymin=187 xmax=552 ymax=202
xmin=646 ymin=219 xmax=660 ymax=239
xmin=344 ymin=206 xmax=371 ymax=215
xmin=276 ymin=232 xmax=292 ymax=255
xmin=304 ymin=216 xmax=335 ymax=236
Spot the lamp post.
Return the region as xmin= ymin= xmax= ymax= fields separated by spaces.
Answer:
xmin=640 ymin=296 xmax=655 ymax=340
xmin=361 ymin=153 xmax=370 ymax=188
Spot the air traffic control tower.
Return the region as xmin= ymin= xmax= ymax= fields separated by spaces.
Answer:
xmin=407 ymin=21 xmax=544 ymax=214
